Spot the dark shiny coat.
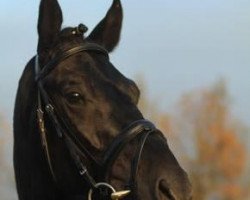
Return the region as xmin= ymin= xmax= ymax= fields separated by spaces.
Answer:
xmin=14 ymin=0 xmax=192 ymax=199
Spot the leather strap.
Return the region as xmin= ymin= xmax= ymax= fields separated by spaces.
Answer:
xmin=103 ymin=120 xmax=155 ymax=166
xmin=35 ymin=56 xmax=58 ymax=182
xmin=128 ymin=130 xmax=154 ymax=199
xmin=36 ymin=43 xmax=109 ymax=81
xmin=36 ymin=55 xmax=101 ymax=188
xmin=35 ymin=43 xmax=158 ymax=198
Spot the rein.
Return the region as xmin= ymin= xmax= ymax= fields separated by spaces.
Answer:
xmin=35 ymin=43 xmax=156 ymax=200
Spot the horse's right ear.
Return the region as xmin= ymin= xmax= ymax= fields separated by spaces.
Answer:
xmin=37 ymin=0 xmax=63 ymax=56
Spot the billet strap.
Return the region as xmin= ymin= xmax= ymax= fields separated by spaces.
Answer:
xmin=64 ymin=135 xmax=97 ymax=188
xmin=35 ymin=56 xmax=58 ymax=182
xmin=36 ymin=55 xmax=100 ymax=187
xmin=40 ymin=96 xmax=101 ymax=165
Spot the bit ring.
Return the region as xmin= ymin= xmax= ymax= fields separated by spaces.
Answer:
xmin=88 ymin=182 xmax=116 ymax=200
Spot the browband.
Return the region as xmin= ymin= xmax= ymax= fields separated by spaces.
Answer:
xmin=36 ymin=43 xmax=109 ymax=81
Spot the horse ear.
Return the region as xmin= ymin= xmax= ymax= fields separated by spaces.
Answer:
xmin=37 ymin=0 xmax=63 ymax=56
xmin=87 ymin=0 xmax=123 ymax=52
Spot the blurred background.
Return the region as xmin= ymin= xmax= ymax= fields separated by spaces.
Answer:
xmin=0 ymin=0 xmax=249 ymax=199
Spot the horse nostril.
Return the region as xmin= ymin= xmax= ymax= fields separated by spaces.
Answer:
xmin=158 ymin=179 xmax=176 ymax=200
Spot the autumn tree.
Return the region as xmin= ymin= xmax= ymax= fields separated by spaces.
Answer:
xmin=174 ymin=80 xmax=247 ymax=200
xmin=136 ymin=76 xmax=188 ymax=167
xmin=137 ymin=77 xmax=248 ymax=200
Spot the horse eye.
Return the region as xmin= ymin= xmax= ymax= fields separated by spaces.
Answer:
xmin=65 ymin=92 xmax=84 ymax=104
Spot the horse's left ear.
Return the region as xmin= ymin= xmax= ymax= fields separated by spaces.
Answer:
xmin=87 ymin=0 xmax=123 ymax=52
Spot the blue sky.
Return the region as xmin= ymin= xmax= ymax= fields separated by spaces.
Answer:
xmin=0 ymin=0 xmax=250 ymax=125
xmin=1 ymin=2 xmax=249 ymax=199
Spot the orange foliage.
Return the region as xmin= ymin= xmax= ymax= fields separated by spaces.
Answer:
xmin=175 ymin=80 xmax=247 ymax=199
xmin=137 ymin=78 xmax=248 ymax=199
xmin=219 ymin=183 xmax=247 ymax=200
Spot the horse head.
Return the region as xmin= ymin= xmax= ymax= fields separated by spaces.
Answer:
xmin=14 ymin=0 xmax=192 ymax=199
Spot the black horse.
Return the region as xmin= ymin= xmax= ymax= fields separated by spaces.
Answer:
xmin=14 ymin=0 xmax=192 ymax=199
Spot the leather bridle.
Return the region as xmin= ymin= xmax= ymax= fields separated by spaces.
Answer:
xmin=35 ymin=42 xmax=157 ymax=200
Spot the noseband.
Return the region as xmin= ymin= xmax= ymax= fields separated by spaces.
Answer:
xmin=35 ymin=42 xmax=156 ymax=200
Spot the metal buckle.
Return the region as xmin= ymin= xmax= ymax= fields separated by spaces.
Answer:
xmin=88 ymin=182 xmax=130 ymax=200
